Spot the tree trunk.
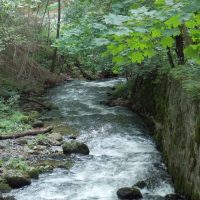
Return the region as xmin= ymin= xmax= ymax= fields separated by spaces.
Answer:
xmin=50 ymin=0 xmax=61 ymax=72
xmin=76 ymin=61 xmax=94 ymax=80
xmin=0 ymin=126 xmax=53 ymax=140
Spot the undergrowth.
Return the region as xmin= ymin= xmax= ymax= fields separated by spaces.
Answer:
xmin=4 ymin=158 xmax=29 ymax=172
xmin=0 ymin=96 xmax=31 ymax=135
xmin=112 ymin=79 xmax=134 ymax=100
xmin=170 ymin=64 xmax=200 ymax=99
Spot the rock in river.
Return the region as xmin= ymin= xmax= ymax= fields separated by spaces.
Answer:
xmin=0 ymin=182 xmax=11 ymax=193
xmin=62 ymin=141 xmax=89 ymax=155
xmin=133 ymin=180 xmax=147 ymax=189
xmin=48 ymin=132 xmax=63 ymax=142
xmin=32 ymin=121 xmax=44 ymax=128
xmin=117 ymin=187 xmax=143 ymax=199
xmin=165 ymin=194 xmax=186 ymax=200
xmin=3 ymin=170 xmax=31 ymax=189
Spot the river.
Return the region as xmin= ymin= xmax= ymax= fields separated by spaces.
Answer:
xmin=11 ymin=79 xmax=174 ymax=200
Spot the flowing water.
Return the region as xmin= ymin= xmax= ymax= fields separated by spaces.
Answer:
xmin=11 ymin=79 xmax=174 ymax=200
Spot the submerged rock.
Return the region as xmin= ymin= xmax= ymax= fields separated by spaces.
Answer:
xmin=35 ymin=159 xmax=73 ymax=172
xmin=117 ymin=187 xmax=143 ymax=199
xmin=3 ymin=170 xmax=31 ymax=189
xmin=165 ymin=194 xmax=186 ymax=200
xmin=62 ymin=141 xmax=89 ymax=155
xmin=67 ymin=136 xmax=77 ymax=140
xmin=133 ymin=181 xmax=147 ymax=189
xmin=1 ymin=196 xmax=16 ymax=200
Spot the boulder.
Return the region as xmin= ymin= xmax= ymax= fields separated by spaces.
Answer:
xmin=0 ymin=182 xmax=11 ymax=193
xmin=67 ymin=136 xmax=77 ymax=140
xmin=133 ymin=181 xmax=147 ymax=189
xmin=117 ymin=187 xmax=143 ymax=199
xmin=32 ymin=121 xmax=44 ymax=128
xmin=28 ymin=167 xmax=40 ymax=179
xmin=62 ymin=141 xmax=89 ymax=155
xmin=48 ymin=132 xmax=63 ymax=142
xmin=3 ymin=170 xmax=31 ymax=189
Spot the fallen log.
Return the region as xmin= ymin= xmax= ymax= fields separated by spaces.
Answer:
xmin=0 ymin=126 xmax=53 ymax=140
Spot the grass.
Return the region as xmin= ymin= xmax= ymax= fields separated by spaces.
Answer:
xmin=0 ymin=96 xmax=31 ymax=135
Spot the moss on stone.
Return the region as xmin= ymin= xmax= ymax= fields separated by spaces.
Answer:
xmin=35 ymin=159 xmax=74 ymax=171
xmin=28 ymin=167 xmax=40 ymax=179
xmin=53 ymin=124 xmax=79 ymax=136
xmin=195 ymin=116 xmax=200 ymax=146
xmin=0 ymin=182 xmax=12 ymax=193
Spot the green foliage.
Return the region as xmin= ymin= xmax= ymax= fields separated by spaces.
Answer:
xmin=112 ymin=79 xmax=134 ymax=99
xmin=170 ymin=65 xmax=200 ymax=98
xmin=33 ymin=134 xmax=48 ymax=144
xmin=99 ymin=0 xmax=200 ymax=74
xmin=53 ymin=0 xmax=113 ymax=73
xmin=0 ymin=160 xmax=4 ymax=168
xmin=4 ymin=158 xmax=29 ymax=172
xmin=0 ymin=96 xmax=31 ymax=135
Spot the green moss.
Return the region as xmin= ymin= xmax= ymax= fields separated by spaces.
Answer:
xmin=4 ymin=158 xmax=29 ymax=172
xmin=195 ymin=116 xmax=200 ymax=146
xmin=27 ymin=111 xmax=40 ymax=121
xmin=0 ymin=182 xmax=12 ymax=193
xmin=53 ymin=124 xmax=79 ymax=136
xmin=28 ymin=167 xmax=40 ymax=179
xmin=112 ymin=80 xmax=133 ymax=99
xmin=154 ymin=79 xmax=168 ymax=121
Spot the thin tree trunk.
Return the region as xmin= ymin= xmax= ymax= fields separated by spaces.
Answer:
xmin=50 ymin=0 xmax=61 ymax=72
xmin=0 ymin=126 xmax=53 ymax=140
xmin=47 ymin=9 xmax=51 ymax=44
xmin=41 ymin=0 xmax=49 ymax=27
xmin=167 ymin=47 xmax=175 ymax=68
xmin=175 ymin=34 xmax=185 ymax=65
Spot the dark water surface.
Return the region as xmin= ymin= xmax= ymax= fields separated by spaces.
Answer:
xmin=11 ymin=79 xmax=174 ymax=200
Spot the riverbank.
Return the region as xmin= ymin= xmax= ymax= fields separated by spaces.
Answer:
xmin=0 ymin=84 xmax=90 ymax=199
xmin=0 ymin=69 xmax=71 ymax=199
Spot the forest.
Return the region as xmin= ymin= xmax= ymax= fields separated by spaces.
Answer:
xmin=0 ymin=0 xmax=200 ymax=200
